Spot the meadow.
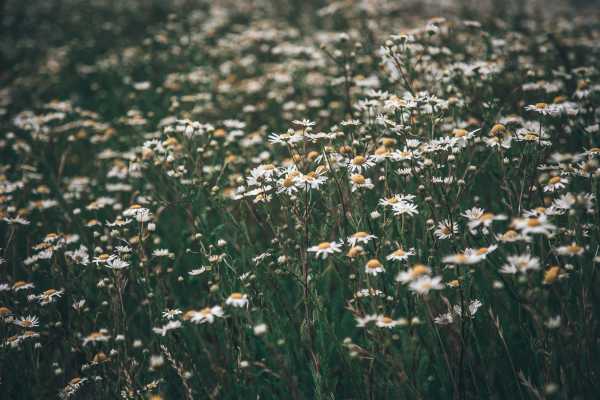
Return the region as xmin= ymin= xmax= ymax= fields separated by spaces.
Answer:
xmin=1 ymin=0 xmax=600 ymax=398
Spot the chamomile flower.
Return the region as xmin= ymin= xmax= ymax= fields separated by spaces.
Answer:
xmin=347 ymin=231 xmax=377 ymax=246
xmin=392 ymin=201 xmax=419 ymax=217
xmin=554 ymin=243 xmax=584 ymax=256
xmin=349 ymin=174 xmax=374 ymax=192
xmin=409 ymin=275 xmax=444 ymax=295
xmin=434 ymin=219 xmax=459 ymax=239
xmin=12 ymin=281 xmax=35 ymax=291
xmin=375 ymin=315 xmax=407 ymax=328
xmin=485 ymin=123 xmax=512 ymax=149
xmin=543 ymin=266 xmax=561 ymax=285
xmin=92 ymin=253 xmax=115 ymax=265
xmin=226 ymin=292 xmax=249 ymax=308
xmin=462 ymin=207 xmax=507 ymax=234
xmin=152 ymin=320 xmax=182 ymax=336
xmin=364 ymin=259 xmax=385 ymax=275
xmin=396 ymin=264 xmax=431 ymax=284
xmin=162 ymin=309 xmax=182 ymax=320
xmin=105 ymin=257 xmax=129 ymax=270
xmin=308 ymin=241 xmax=342 ymax=259
xmin=347 ymin=155 xmax=375 ymax=173
xmin=346 ymin=245 xmax=365 ymax=259
xmin=500 ymin=254 xmax=541 ymax=274
xmin=442 ymin=252 xmax=484 ymax=265
xmin=386 ymin=247 xmax=415 ymax=262
xmin=355 ymin=314 xmax=378 ymax=328
xmin=543 ymin=176 xmax=568 ymax=192
xmin=524 ymin=102 xmax=560 ymax=116
xmin=83 ymin=330 xmax=111 ymax=345
xmin=14 ymin=315 xmax=40 ymax=328
xmin=512 ymin=215 xmax=556 ymax=237
xmin=38 ymin=288 xmax=64 ymax=305
xmin=187 ymin=306 xmax=224 ymax=324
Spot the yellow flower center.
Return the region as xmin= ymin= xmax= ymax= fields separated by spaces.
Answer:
xmin=544 ymin=266 xmax=560 ymax=284
xmin=366 ymin=259 xmax=382 ymax=269
xmin=351 ymin=174 xmax=366 ymax=184
xmin=412 ymin=264 xmax=429 ymax=276
xmin=352 ymin=155 xmax=366 ymax=165
xmin=453 ymin=128 xmax=468 ymax=138
xmin=283 ymin=177 xmax=295 ymax=187
xmin=480 ymin=212 xmax=494 ymax=221
xmin=548 ymin=176 xmax=561 ymax=185
xmin=393 ymin=249 xmax=406 ymax=257
xmin=490 ymin=124 xmax=506 ymax=136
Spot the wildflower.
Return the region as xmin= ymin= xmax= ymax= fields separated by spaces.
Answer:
xmin=350 ymin=174 xmax=374 ymax=191
xmin=496 ymin=229 xmax=530 ymax=243
xmin=308 ymin=241 xmax=342 ymax=259
xmin=347 ymin=231 xmax=377 ymax=246
xmin=346 ymin=245 xmax=365 ymax=258
xmin=543 ymin=266 xmax=561 ymax=284
xmin=462 ymin=208 xmax=507 ymax=234
xmin=555 ymin=243 xmax=584 ymax=256
xmin=392 ymin=201 xmax=419 ymax=217
xmin=485 ymin=123 xmax=512 ymax=148
xmin=442 ymin=252 xmax=484 ymax=265
xmin=512 ymin=215 xmax=556 ymax=237
xmin=396 ymin=264 xmax=431 ymax=284
xmin=38 ymin=288 xmax=64 ymax=305
xmin=105 ymin=257 xmax=129 ymax=270
xmin=379 ymin=194 xmax=416 ymax=207
xmin=277 ymin=174 xmax=299 ymax=195
xmin=409 ymin=275 xmax=444 ymax=295
xmin=347 ymin=155 xmax=375 ymax=173
xmin=500 ymin=254 xmax=541 ymax=274
xmin=434 ymin=219 xmax=458 ymax=239
xmin=386 ymin=247 xmax=415 ymax=262
xmin=375 ymin=315 xmax=407 ymax=328
xmin=455 ymin=299 xmax=483 ymax=318
xmin=188 ymin=267 xmax=208 ymax=276
xmin=83 ymin=330 xmax=111 ymax=345
xmin=186 ymin=306 xmax=224 ymax=324
xmin=292 ymin=119 xmax=316 ymax=127
xmin=545 ymin=316 xmax=561 ymax=329
xmin=152 ymin=320 xmax=182 ymax=336
xmin=253 ymin=323 xmax=268 ymax=336
xmin=467 ymin=245 xmax=498 ymax=258
xmin=543 ymin=176 xmax=568 ymax=192
xmin=13 ymin=281 xmax=35 ymax=291
xmin=524 ymin=102 xmax=560 ymax=116
xmin=226 ymin=292 xmax=249 ymax=308
xmin=152 ymin=248 xmax=172 ymax=257
xmin=355 ymin=314 xmax=378 ymax=327
xmin=365 ymin=259 xmax=385 ymax=275
xmin=0 ymin=306 xmax=12 ymax=319
xmin=297 ymin=172 xmax=328 ymax=190
xmin=92 ymin=253 xmax=115 ymax=265
xmin=65 ymin=245 xmax=90 ymax=266
xmin=14 ymin=315 xmax=40 ymax=328
xmin=162 ymin=309 xmax=182 ymax=319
